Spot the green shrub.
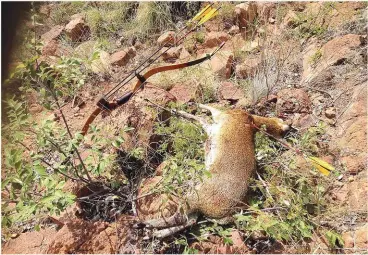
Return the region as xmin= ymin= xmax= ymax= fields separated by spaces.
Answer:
xmin=151 ymin=103 xmax=207 ymax=197
xmin=309 ymin=49 xmax=323 ymax=66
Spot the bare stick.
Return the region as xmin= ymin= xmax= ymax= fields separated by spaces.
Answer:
xmin=49 ymin=87 xmax=92 ymax=182
xmin=17 ymin=141 xmax=83 ymax=183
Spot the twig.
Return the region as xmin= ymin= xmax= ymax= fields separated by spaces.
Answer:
xmin=17 ymin=141 xmax=82 ymax=183
xmin=76 ymin=189 xmax=107 ymax=200
xmin=256 ymin=171 xmax=273 ymax=200
xmin=333 ymin=100 xmax=353 ymax=126
xmin=48 ymin=85 xmax=92 ymax=182
xmin=132 ymin=191 xmax=158 ymax=201
xmin=304 ymin=85 xmax=333 ymax=99
xmin=240 ymin=206 xmax=288 ymax=215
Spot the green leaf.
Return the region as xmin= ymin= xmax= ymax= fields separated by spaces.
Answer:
xmin=34 ymin=224 xmax=40 ymax=232
xmin=325 ymin=230 xmax=344 ymax=248
xmin=40 ymin=88 xmax=46 ymax=97
xmin=34 ymin=165 xmax=47 ymax=177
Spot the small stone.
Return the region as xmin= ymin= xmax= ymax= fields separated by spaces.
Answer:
xmin=292 ymin=114 xmax=315 ymax=129
xmin=41 ymin=25 xmax=64 ymax=43
xmin=157 ymin=31 xmax=176 ymax=47
xmin=229 ymin=25 xmax=240 ymax=35
xmin=161 ymin=46 xmax=182 ymax=61
xmin=342 ymin=224 xmax=368 ymax=249
xmin=204 ymin=32 xmax=230 ymax=48
xmin=241 ymin=40 xmax=260 ymax=53
xmin=282 ymin=10 xmax=298 ymax=28
xmin=210 ymin=51 xmax=234 ymax=79
xmin=179 ymin=47 xmax=191 ymax=60
xmin=234 ymin=2 xmax=257 ymax=29
xmin=341 ymin=154 xmax=366 ymax=174
xmin=65 ymin=17 xmax=90 ymax=42
xmin=325 ymin=107 xmax=336 ymax=119
xmin=276 ymin=88 xmax=312 ymax=114
xmin=10 ymin=233 xmax=19 ymax=239
xmin=258 ymin=28 xmax=266 ymax=34
xmin=348 ymin=176 xmax=354 ymax=182
xmin=134 ymin=41 xmax=144 ymax=50
xmin=169 ymin=83 xmax=198 ymax=104
xmin=110 ymin=47 xmax=136 ymax=66
xmin=337 ymin=174 xmax=343 ymax=181
xmin=156 ymin=161 xmax=167 ymax=176
xmin=41 ymin=39 xmax=59 ymax=57
xmin=218 ymin=81 xmax=245 ymax=101
xmin=235 ymin=57 xmax=261 ymax=78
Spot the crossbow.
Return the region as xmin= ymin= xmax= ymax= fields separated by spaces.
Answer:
xmin=81 ymin=42 xmax=226 ymax=135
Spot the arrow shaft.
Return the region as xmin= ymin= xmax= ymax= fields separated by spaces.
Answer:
xmin=104 ymin=4 xmax=218 ymax=100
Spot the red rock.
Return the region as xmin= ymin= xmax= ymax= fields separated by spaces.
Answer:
xmin=210 ymin=51 xmax=234 ymax=79
xmin=41 ymin=39 xmax=59 ymax=56
xmin=2 ymin=228 xmax=57 ymax=254
xmin=111 ymin=83 xmax=176 ymax=152
xmin=218 ymin=82 xmax=245 ymax=101
xmin=348 ymin=179 xmax=368 ymax=211
xmin=155 ymin=161 xmax=167 ymax=176
xmin=29 ymin=104 xmax=43 ymax=114
xmin=230 ymin=230 xmax=246 ymax=249
xmin=41 ymin=25 xmax=64 ymax=43
xmin=161 ymin=46 xmax=182 ymax=61
xmin=342 ymin=224 xmax=368 ymax=249
xmin=204 ymin=31 xmax=230 ymax=48
xmin=341 ymin=154 xmax=366 ymax=174
xmin=47 ymin=217 xmax=134 ymax=254
xmin=157 ymin=31 xmax=176 ymax=47
xmin=234 ymin=2 xmax=257 ymax=29
xmin=179 ymin=47 xmax=191 ymax=60
xmin=136 ymin=83 xmax=176 ymax=106
xmin=336 ymin=84 xmax=367 ymax=154
xmin=136 ymin=176 xmax=178 ymax=221
xmin=292 ymin=114 xmax=316 ymax=129
xmin=256 ymin=2 xmax=275 ymax=22
xmin=331 ymin=184 xmax=348 ymax=202
xmin=282 ymin=10 xmax=298 ymax=28
xmin=302 ymin=34 xmax=363 ymax=83
xmin=110 ymin=47 xmax=136 ymax=66
xmin=235 ymin=57 xmax=261 ymax=78
xmin=169 ymin=83 xmax=198 ymax=104
xmin=65 ymin=17 xmax=90 ymax=42
xmin=276 ymin=88 xmax=312 ymax=114
xmin=190 ymin=231 xmax=249 ymax=254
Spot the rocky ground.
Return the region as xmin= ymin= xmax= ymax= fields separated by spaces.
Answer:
xmin=2 ymin=2 xmax=367 ymax=254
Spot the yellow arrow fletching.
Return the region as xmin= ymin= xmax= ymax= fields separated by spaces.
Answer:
xmin=309 ymin=156 xmax=335 ymax=176
xmin=312 ymin=162 xmax=331 ymax=176
xmin=198 ymin=8 xmax=219 ymax=26
xmin=192 ymin=4 xmax=213 ymax=22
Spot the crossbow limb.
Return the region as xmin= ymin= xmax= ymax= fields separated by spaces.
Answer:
xmin=81 ymin=42 xmax=226 ymax=136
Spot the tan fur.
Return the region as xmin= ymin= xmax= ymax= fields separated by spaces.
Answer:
xmin=187 ymin=109 xmax=255 ymax=218
xmin=136 ymin=105 xmax=289 ymax=239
